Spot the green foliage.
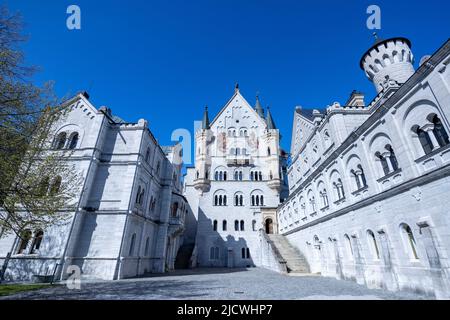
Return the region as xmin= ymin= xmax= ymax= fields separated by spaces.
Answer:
xmin=0 ymin=6 xmax=81 ymax=238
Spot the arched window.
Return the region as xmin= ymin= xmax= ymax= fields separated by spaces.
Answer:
xmin=251 ymin=195 xmax=255 ymax=206
xmin=224 ymin=172 xmax=227 ymax=181
xmin=38 ymin=176 xmax=50 ymax=196
xmin=144 ymin=237 xmax=150 ymax=256
xmin=54 ymin=132 xmax=67 ymax=150
xmin=260 ymin=195 xmax=264 ymax=206
xmin=252 ymin=220 xmax=256 ymax=231
xmin=223 ymin=220 xmax=227 ymax=231
xmin=401 ymin=224 xmax=419 ymax=260
xmin=344 ymin=234 xmax=353 ymax=259
xmin=241 ymin=248 xmax=246 ymax=259
xmin=412 ymin=125 xmax=433 ymax=155
xmin=386 ymin=145 xmax=399 ymax=171
xmin=250 ymin=172 xmax=254 ymax=181
xmin=239 ymin=171 xmax=243 ymax=181
xmin=129 ymin=233 xmax=136 ymax=256
xmin=259 ymin=172 xmax=262 ymax=181
xmin=16 ymin=229 xmax=32 ymax=254
xmin=239 ymin=195 xmax=243 ymax=206
xmin=30 ymin=230 xmax=44 ymax=254
xmin=49 ymin=176 xmax=62 ymax=195
xmin=135 ymin=186 xmax=141 ymax=204
xmin=367 ymin=230 xmax=380 ymax=259
xmin=215 ymin=171 xmax=219 ymax=181
xmin=234 ymin=220 xmax=239 ymax=231
xmin=234 ymin=171 xmax=239 ymax=180
xmin=68 ymin=132 xmax=79 ymax=150
xmin=213 ymin=220 xmax=218 ymax=231
xmin=376 ymin=152 xmax=390 ymax=176
xmin=267 ymin=147 xmax=271 ymax=156
xmin=431 ymin=114 xmax=450 ymax=147
xmin=246 ymin=248 xmax=250 ymax=259
xmin=240 ymin=220 xmax=245 ymax=231
xmin=223 ymin=195 xmax=227 ymax=206
xmin=145 ymin=148 xmax=150 ymax=162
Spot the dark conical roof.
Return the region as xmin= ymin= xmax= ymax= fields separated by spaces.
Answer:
xmin=202 ymin=106 xmax=210 ymax=129
xmin=255 ymin=95 xmax=265 ymax=118
xmin=266 ymin=107 xmax=276 ymax=130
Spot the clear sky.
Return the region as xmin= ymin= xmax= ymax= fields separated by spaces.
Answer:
xmin=5 ymin=0 xmax=450 ymax=158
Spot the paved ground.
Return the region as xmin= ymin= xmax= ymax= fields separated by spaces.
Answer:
xmin=0 ymin=268 xmax=430 ymax=300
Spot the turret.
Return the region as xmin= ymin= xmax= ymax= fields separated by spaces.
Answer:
xmin=360 ymin=34 xmax=415 ymax=93
xmin=255 ymin=95 xmax=265 ymax=119
xmin=193 ymin=106 xmax=211 ymax=193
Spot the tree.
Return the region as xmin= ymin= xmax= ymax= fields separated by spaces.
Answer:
xmin=0 ymin=6 xmax=81 ymax=240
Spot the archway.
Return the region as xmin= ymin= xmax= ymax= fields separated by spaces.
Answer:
xmin=265 ymin=218 xmax=274 ymax=234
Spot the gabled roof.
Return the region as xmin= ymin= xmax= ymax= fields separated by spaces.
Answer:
xmin=209 ymin=88 xmax=267 ymax=128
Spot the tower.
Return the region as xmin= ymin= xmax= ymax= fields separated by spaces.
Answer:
xmin=360 ymin=35 xmax=415 ymax=93
xmin=193 ymin=106 xmax=212 ymax=193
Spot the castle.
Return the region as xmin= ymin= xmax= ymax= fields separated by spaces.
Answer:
xmin=1 ymin=35 xmax=450 ymax=298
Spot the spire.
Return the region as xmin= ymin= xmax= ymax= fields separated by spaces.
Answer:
xmin=266 ymin=107 xmax=276 ymax=130
xmin=234 ymin=83 xmax=239 ymax=93
xmin=255 ymin=94 xmax=265 ymax=118
xmin=202 ymin=105 xmax=210 ymax=129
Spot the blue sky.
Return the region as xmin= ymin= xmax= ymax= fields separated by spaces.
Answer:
xmin=5 ymin=0 xmax=450 ymax=155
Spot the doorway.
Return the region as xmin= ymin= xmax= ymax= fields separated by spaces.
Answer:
xmin=265 ymin=218 xmax=273 ymax=234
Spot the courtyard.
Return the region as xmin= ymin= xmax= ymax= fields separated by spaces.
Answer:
xmin=0 ymin=268 xmax=430 ymax=300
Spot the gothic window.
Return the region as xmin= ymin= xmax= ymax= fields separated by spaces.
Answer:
xmin=367 ymin=230 xmax=380 ymax=259
xmin=234 ymin=220 xmax=239 ymax=231
xmin=240 ymin=220 xmax=245 ymax=231
xmin=16 ymin=229 xmax=32 ymax=254
xmin=129 ymin=233 xmax=136 ymax=256
xmin=430 ymin=114 xmax=450 ymax=148
xmin=213 ymin=220 xmax=218 ymax=231
xmin=222 ymin=220 xmax=227 ymax=231
xmin=30 ymin=230 xmax=44 ymax=254
xmin=400 ymin=223 xmax=419 ymax=260
xmin=68 ymin=132 xmax=79 ymax=150
xmin=54 ymin=132 xmax=67 ymax=150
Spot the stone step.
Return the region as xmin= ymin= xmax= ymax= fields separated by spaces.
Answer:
xmin=267 ymin=234 xmax=310 ymax=274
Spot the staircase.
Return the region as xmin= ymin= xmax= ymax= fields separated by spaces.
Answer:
xmin=268 ymin=234 xmax=310 ymax=274
xmin=174 ymin=243 xmax=195 ymax=269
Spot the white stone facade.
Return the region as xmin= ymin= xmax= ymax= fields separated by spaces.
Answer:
xmin=0 ymin=93 xmax=189 ymax=281
xmin=279 ymin=38 xmax=450 ymax=298
xmin=184 ymin=88 xmax=288 ymax=268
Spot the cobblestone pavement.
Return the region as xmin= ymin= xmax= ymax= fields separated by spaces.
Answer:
xmin=0 ymin=268 xmax=430 ymax=300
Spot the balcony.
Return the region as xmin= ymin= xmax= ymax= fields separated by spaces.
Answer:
xmin=225 ymin=155 xmax=253 ymax=166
